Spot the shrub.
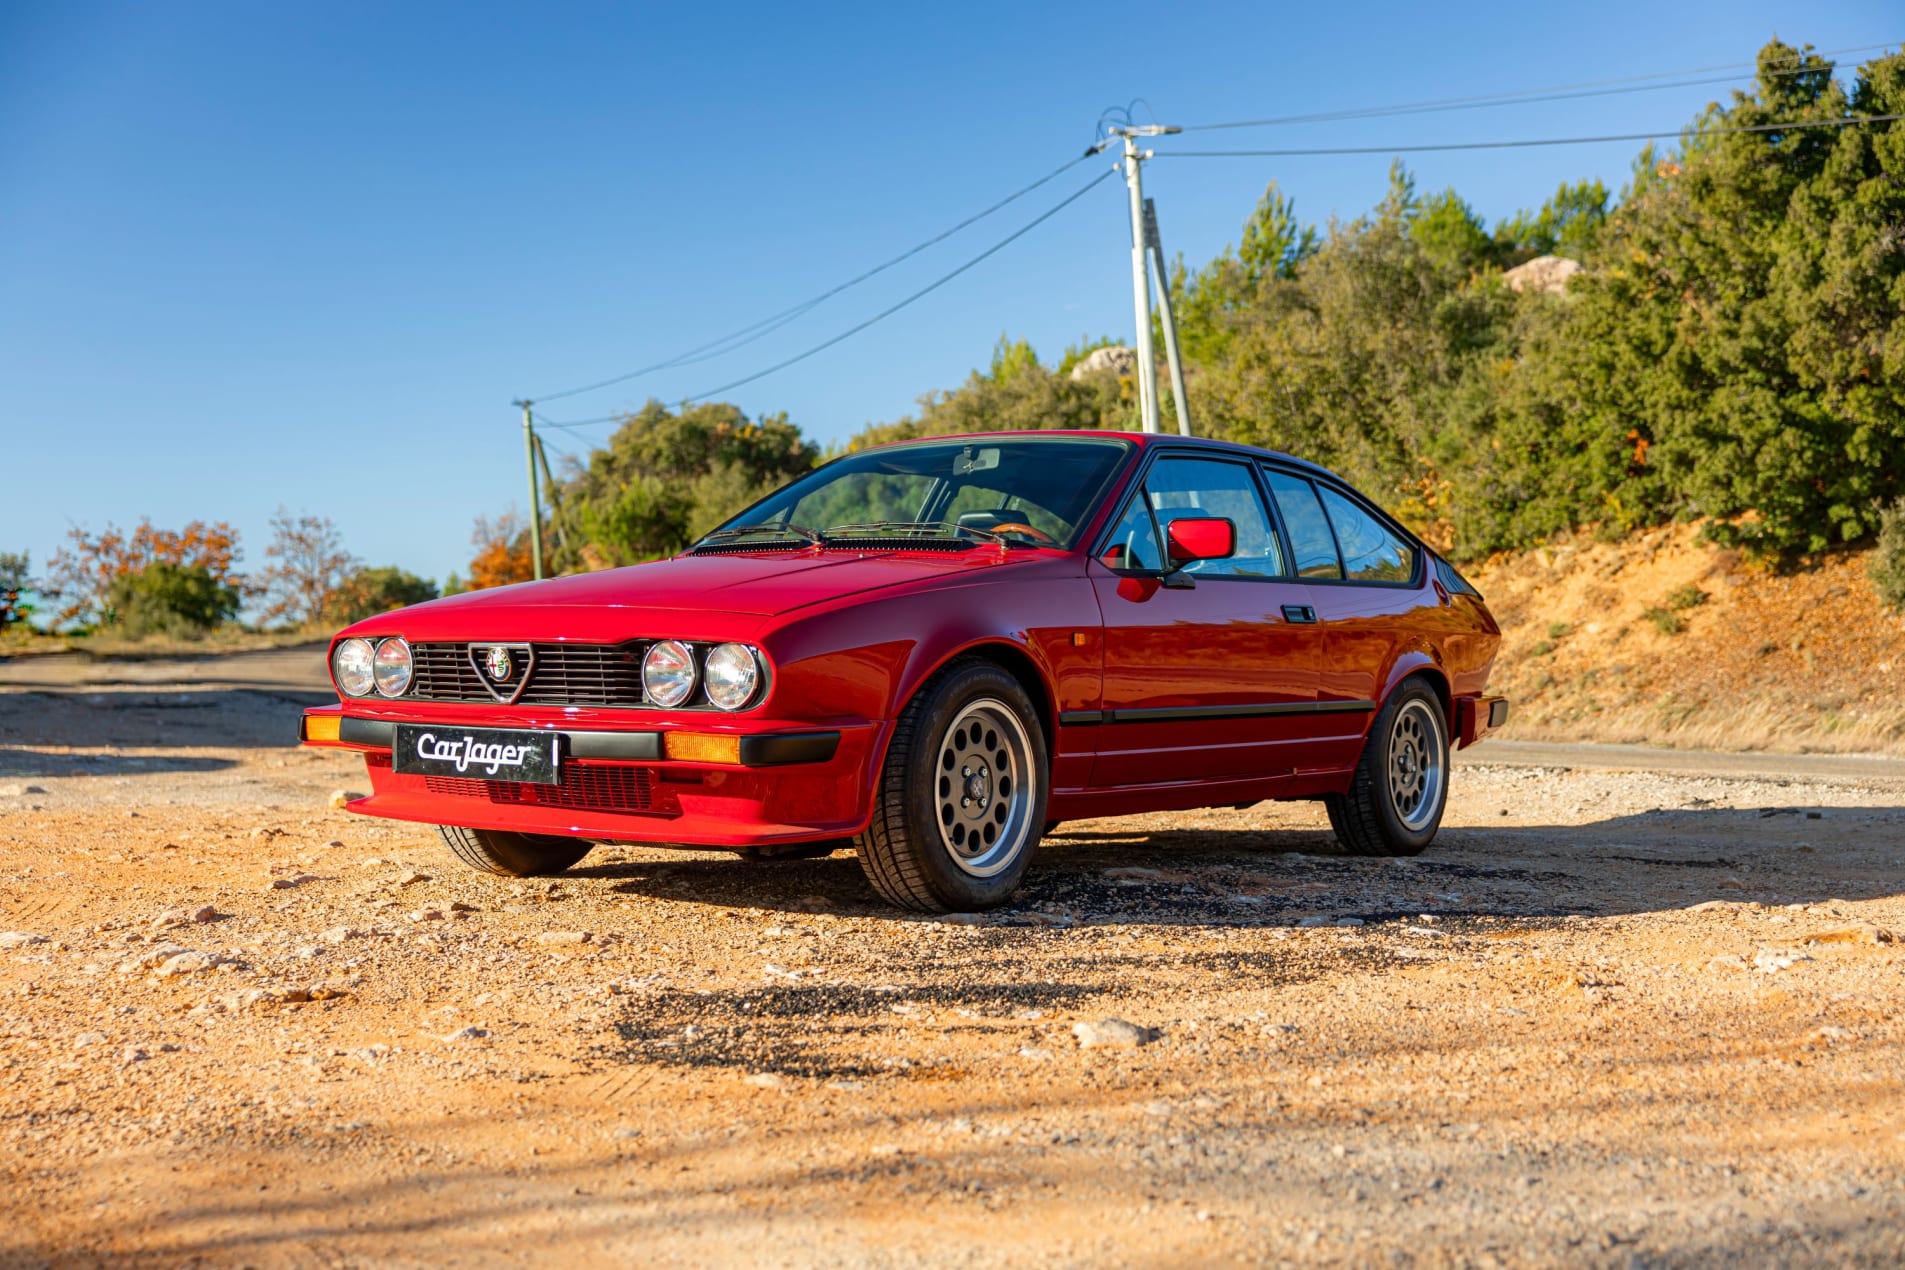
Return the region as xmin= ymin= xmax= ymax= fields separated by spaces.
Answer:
xmin=1666 ymin=584 xmax=1709 ymax=611
xmin=324 ymin=566 xmax=438 ymax=625
xmin=1546 ymin=621 xmax=1570 ymax=641
xmin=1529 ymin=640 xmax=1554 ymax=657
xmin=0 ymin=551 xmax=30 ymax=628
xmin=1873 ymin=499 xmax=1905 ymax=614
xmin=1642 ymin=606 xmax=1682 ymax=636
xmin=104 ymin=563 xmax=240 ymax=638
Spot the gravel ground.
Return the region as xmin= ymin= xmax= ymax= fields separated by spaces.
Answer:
xmin=3 ymin=677 xmax=1904 ymax=1267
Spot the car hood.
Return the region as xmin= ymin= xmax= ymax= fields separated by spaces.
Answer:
xmin=409 ymin=549 xmax=1040 ymax=620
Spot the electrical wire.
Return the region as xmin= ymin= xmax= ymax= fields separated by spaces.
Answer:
xmin=1153 ymin=111 xmax=1905 ymax=160
xmin=527 ymin=151 xmax=1097 ymax=406
xmin=532 ymin=409 xmax=623 ymax=432
xmin=1180 ymin=40 xmax=1899 ymax=132
xmin=681 ymin=168 xmax=1118 ymax=404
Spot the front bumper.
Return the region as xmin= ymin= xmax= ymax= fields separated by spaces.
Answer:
xmin=301 ymin=706 xmax=884 ymax=847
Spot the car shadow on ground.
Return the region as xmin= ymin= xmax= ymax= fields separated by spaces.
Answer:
xmin=0 ymin=688 xmax=322 ymax=757
xmin=0 ymin=747 xmax=237 ymax=779
xmin=574 ymin=802 xmax=1905 ymax=926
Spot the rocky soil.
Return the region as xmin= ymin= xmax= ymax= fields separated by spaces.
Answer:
xmin=1476 ymin=522 xmax=1905 ymax=756
xmin=3 ymin=679 xmax=1904 ymax=1266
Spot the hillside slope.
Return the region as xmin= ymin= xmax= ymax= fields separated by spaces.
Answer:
xmin=1474 ymin=524 xmax=1905 ymax=755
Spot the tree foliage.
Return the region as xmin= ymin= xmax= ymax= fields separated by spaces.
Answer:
xmin=103 ymin=563 xmax=241 ymax=638
xmin=537 ymin=401 xmax=817 ymax=570
xmin=0 ymin=552 xmax=31 ymax=629
xmin=545 ymin=39 xmax=1901 ymax=567
xmin=467 ymin=508 xmax=536 ymax=590
xmin=45 ymin=520 xmax=243 ymax=627
xmin=256 ymin=510 xmax=357 ymax=626
xmin=324 ymin=566 xmax=439 ymax=623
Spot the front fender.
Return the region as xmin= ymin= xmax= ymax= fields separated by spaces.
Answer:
xmin=759 ymin=560 xmax=1101 ymax=725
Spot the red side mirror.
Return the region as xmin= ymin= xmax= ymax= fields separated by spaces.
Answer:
xmin=1165 ymin=517 xmax=1235 ymax=564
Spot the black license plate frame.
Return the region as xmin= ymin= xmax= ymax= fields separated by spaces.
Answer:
xmin=392 ymin=724 xmax=561 ymax=785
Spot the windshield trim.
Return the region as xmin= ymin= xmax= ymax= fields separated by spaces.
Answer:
xmin=693 ymin=435 xmax=1138 ymax=554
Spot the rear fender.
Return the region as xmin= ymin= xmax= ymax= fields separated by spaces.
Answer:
xmin=1381 ymin=648 xmax=1451 ymax=724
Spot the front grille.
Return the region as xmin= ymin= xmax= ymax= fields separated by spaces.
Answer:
xmin=423 ymin=765 xmax=674 ymax=815
xmin=409 ymin=642 xmax=649 ymax=708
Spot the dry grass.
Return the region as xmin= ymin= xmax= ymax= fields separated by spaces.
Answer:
xmin=1475 ymin=522 xmax=1905 ymax=755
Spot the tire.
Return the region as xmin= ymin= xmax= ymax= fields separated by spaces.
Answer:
xmin=435 ymin=824 xmax=594 ymax=877
xmin=854 ymin=659 xmax=1050 ymax=912
xmin=1324 ymin=678 xmax=1448 ymax=857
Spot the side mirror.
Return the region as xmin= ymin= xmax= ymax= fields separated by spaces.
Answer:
xmin=1165 ymin=517 xmax=1235 ymax=565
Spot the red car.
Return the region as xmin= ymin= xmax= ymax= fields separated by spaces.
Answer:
xmin=301 ymin=431 xmax=1506 ymax=911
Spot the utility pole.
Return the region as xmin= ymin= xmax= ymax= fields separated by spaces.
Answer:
xmin=1144 ymin=198 xmax=1193 ymax=437
xmin=513 ymin=400 xmax=546 ymax=581
xmin=1105 ymin=124 xmax=1179 ymax=434
xmin=534 ymin=434 xmax=569 ymax=559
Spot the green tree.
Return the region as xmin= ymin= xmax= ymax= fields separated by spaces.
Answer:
xmin=0 ymin=552 xmax=32 ymax=629
xmin=1494 ymin=179 xmax=1611 ymax=261
xmin=104 ymin=563 xmax=241 ymax=638
xmin=324 ymin=566 xmax=439 ymax=624
xmin=847 ymin=337 xmax=1131 ymax=451
xmin=552 ymin=401 xmax=817 ymax=568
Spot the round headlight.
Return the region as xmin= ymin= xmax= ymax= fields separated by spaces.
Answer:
xmin=704 ymin=643 xmax=760 ymax=711
xmin=372 ymin=637 xmax=412 ymax=698
xmin=332 ymin=638 xmax=376 ymax=697
xmin=642 ymin=639 xmax=697 ymax=707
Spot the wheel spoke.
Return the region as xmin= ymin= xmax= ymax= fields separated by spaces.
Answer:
xmin=1387 ymin=699 xmax=1445 ymax=831
xmin=934 ymin=698 xmax=1036 ymax=878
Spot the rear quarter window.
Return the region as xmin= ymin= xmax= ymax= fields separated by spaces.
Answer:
xmin=1317 ymin=486 xmax=1417 ymax=584
xmin=1261 ymin=470 xmax=1342 ymax=580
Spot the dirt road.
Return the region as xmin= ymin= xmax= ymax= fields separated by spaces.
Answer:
xmin=3 ymin=654 xmax=1904 ymax=1266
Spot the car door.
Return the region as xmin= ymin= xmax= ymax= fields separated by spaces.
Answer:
xmin=1088 ymin=453 xmax=1328 ymax=788
xmin=1260 ymin=467 xmax=1425 ymax=770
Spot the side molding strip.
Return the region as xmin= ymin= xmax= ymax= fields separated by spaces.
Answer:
xmin=1059 ymin=700 xmax=1378 ymax=725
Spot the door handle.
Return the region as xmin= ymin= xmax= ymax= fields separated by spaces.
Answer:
xmin=1282 ymin=604 xmax=1317 ymax=623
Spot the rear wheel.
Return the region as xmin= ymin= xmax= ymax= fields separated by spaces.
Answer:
xmin=435 ymin=825 xmax=593 ymax=877
xmin=855 ymin=660 xmax=1049 ymax=912
xmin=1325 ymin=678 xmax=1448 ymax=857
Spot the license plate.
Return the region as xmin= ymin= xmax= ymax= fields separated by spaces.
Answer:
xmin=393 ymin=724 xmax=560 ymax=785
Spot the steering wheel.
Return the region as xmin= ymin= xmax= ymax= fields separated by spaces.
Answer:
xmin=991 ymin=522 xmax=1056 ymax=545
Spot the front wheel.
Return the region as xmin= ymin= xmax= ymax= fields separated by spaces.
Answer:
xmin=435 ymin=825 xmax=594 ymax=877
xmin=1324 ymin=679 xmax=1448 ymax=857
xmin=854 ymin=660 xmax=1049 ymax=912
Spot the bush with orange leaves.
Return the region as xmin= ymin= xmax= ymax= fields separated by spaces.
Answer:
xmin=44 ymin=520 xmax=245 ymax=628
xmin=466 ymin=509 xmax=535 ymax=591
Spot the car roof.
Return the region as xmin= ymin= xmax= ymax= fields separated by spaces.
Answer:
xmin=869 ymin=428 xmax=1339 ymax=483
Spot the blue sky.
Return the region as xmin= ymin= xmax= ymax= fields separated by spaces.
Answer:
xmin=2 ymin=0 xmax=1895 ymax=595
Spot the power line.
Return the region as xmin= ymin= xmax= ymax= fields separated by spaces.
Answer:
xmin=532 ymin=409 xmax=622 ymax=431
xmin=1153 ymin=111 xmax=1905 ymax=160
xmin=1181 ymin=40 xmax=1899 ymax=132
xmin=680 ymin=167 xmax=1118 ymax=404
xmin=527 ymin=151 xmax=1097 ymax=406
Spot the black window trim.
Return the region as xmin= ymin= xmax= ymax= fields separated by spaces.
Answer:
xmin=1089 ymin=446 xmax=1295 ymax=584
xmin=710 ymin=434 xmax=1140 ymax=553
xmin=1259 ymin=461 xmax=1425 ymax=590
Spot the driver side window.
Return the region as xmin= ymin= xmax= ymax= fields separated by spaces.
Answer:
xmin=1099 ymin=455 xmax=1286 ymax=578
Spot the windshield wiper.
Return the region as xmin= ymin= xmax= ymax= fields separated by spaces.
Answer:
xmin=825 ymin=520 xmax=1007 ymax=545
xmin=694 ymin=522 xmax=827 ymax=548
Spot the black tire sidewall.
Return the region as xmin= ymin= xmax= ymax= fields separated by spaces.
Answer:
xmin=898 ymin=664 xmax=1049 ymax=910
xmin=1365 ymin=680 xmax=1448 ymax=851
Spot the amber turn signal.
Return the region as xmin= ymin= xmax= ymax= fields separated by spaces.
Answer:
xmin=303 ymin=714 xmax=342 ymax=743
xmin=662 ymin=732 xmax=742 ymax=764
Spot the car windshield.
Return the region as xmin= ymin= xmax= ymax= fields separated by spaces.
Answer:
xmin=697 ymin=437 xmax=1132 ymax=551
